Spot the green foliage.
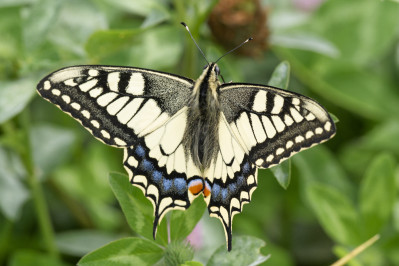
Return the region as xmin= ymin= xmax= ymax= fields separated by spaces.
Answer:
xmin=1 ymin=0 xmax=399 ymax=265
xmin=207 ymin=236 xmax=269 ymax=266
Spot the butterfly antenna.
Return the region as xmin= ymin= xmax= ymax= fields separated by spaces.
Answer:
xmin=181 ymin=22 xmax=209 ymax=65
xmin=215 ymin=37 xmax=253 ymax=63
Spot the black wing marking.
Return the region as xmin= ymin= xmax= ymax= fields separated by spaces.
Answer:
xmin=123 ymin=108 xmax=202 ymax=238
xmin=219 ymin=83 xmax=336 ymax=168
xmin=36 ymin=65 xmax=194 ymax=147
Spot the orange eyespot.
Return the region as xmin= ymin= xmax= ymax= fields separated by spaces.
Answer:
xmin=188 ymin=180 xmax=204 ymax=195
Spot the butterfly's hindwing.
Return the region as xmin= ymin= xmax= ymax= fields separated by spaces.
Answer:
xmin=36 ymin=65 xmax=194 ymax=147
xmin=219 ymin=84 xmax=336 ymax=168
xmin=123 ymin=107 xmax=203 ymax=237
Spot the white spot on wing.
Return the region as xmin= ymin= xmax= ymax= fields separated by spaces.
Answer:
xmin=114 ymin=137 xmax=126 ymax=146
xmin=271 ymin=94 xmax=284 ymax=114
xmin=284 ymin=114 xmax=294 ymax=126
xmin=89 ymin=87 xmax=103 ymax=98
xmin=271 ymin=115 xmax=285 ymax=132
xmin=107 ymin=96 xmax=129 ymax=115
xmin=117 ymin=98 xmax=144 ymax=124
xmin=261 ymin=116 xmax=276 ymax=138
xmin=108 ymin=72 xmax=120 ymax=92
xmin=52 ymin=89 xmax=61 ymax=96
xmin=88 ymin=69 xmax=99 ymax=77
xmin=126 ymin=73 xmax=145 ymax=95
xmin=250 ymin=114 xmax=266 ymax=143
xmin=91 ymin=120 xmax=100 ymax=128
xmin=276 ymin=147 xmax=284 ymax=155
xmin=79 ymin=79 xmax=98 ymax=92
xmin=71 ymin=102 xmax=81 ymax=110
xmin=64 ymin=79 xmax=77 ymax=86
xmin=97 ymin=92 xmax=118 ymax=107
xmin=324 ymin=121 xmax=332 ymax=131
xmin=101 ymin=130 xmax=110 ymax=139
xmin=236 ymin=112 xmax=257 ymax=148
xmin=43 ymin=81 xmax=51 ymax=90
xmin=81 ymin=110 xmax=90 ymax=118
xmin=62 ymin=95 xmax=71 ymax=103
xmin=252 ymin=90 xmax=267 ymax=112
xmin=290 ymin=107 xmax=304 ymax=123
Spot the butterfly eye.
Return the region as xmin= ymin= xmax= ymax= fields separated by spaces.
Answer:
xmin=215 ymin=65 xmax=220 ymax=76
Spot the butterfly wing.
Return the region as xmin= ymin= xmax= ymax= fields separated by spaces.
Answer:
xmin=123 ymin=107 xmax=203 ymax=237
xmin=36 ymin=65 xmax=194 ymax=147
xmin=36 ymin=65 xmax=201 ymax=238
xmin=204 ymin=114 xmax=258 ymax=250
xmin=207 ymin=83 xmax=336 ymax=250
xmin=219 ymin=83 xmax=336 ymax=168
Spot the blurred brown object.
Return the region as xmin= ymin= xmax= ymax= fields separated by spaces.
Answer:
xmin=208 ymin=0 xmax=269 ymax=57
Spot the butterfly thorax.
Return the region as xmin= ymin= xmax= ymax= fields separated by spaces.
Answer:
xmin=184 ymin=63 xmax=221 ymax=171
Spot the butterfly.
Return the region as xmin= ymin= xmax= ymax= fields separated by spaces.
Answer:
xmin=36 ymin=24 xmax=336 ymax=251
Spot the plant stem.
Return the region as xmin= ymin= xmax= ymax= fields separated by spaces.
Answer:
xmin=19 ymin=110 xmax=59 ymax=258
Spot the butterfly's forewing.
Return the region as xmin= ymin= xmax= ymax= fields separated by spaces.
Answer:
xmin=36 ymin=65 xmax=194 ymax=147
xmin=219 ymin=83 xmax=336 ymax=168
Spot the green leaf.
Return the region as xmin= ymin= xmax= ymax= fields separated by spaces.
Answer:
xmin=271 ymin=33 xmax=340 ymax=57
xmin=78 ymin=237 xmax=164 ymax=266
xmin=270 ymin=159 xmax=291 ymax=189
xmin=306 ymin=183 xmax=360 ymax=245
xmin=207 ymin=236 xmax=269 ymax=266
xmin=340 ymin=120 xmax=399 ymax=176
xmin=85 ymin=29 xmax=141 ymax=62
xmin=294 ymin=146 xmax=354 ymax=196
xmin=268 ymin=61 xmax=290 ymax=89
xmin=0 ymin=146 xmax=29 ymax=221
xmin=9 ymin=249 xmax=65 ymax=266
xmin=359 ymin=153 xmax=396 ymax=236
xmin=170 ymin=195 xmax=206 ymax=241
xmin=109 ymin=172 xmax=168 ymax=246
xmin=141 ymin=8 xmax=170 ymax=29
xmin=55 ymin=230 xmax=123 ymax=256
xmin=30 ymin=124 xmax=76 ymax=179
xmin=0 ymin=78 xmax=35 ymax=124
xmin=164 ymin=241 xmax=194 ymax=266
xmin=182 ymin=262 xmax=203 ymax=266
xmin=99 ymin=0 xmax=161 ymax=16
xmin=21 ymin=0 xmax=61 ymax=52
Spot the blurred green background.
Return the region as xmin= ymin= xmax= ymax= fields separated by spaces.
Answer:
xmin=1 ymin=0 xmax=399 ymax=265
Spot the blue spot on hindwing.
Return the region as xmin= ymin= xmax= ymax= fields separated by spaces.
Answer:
xmin=152 ymin=170 xmax=162 ymax=182
xmin=221 ymin=188 xmax=228 ymax=202
xmin=135 ymin=145 xmax=146 ymax=158
xmin=174 ymin=178 xmax=187 ymax=194
xmin=212 ymin=184 xmax=220 ymax=199
xmin=237 ymin=175 xmax=245 ymax=186
xmin=163 ymin=179 xmax=172 ymax=191
xmin=141 ymin=159 xmax=153 ymax=171
xmin=242 ymin=162 xmax=250 ymax=174
xmin=228 ymin=183 xmax=237 ymax=194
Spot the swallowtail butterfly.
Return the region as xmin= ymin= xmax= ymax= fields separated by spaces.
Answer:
xmin=36 ymin=24 xmax=336 ymax=251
